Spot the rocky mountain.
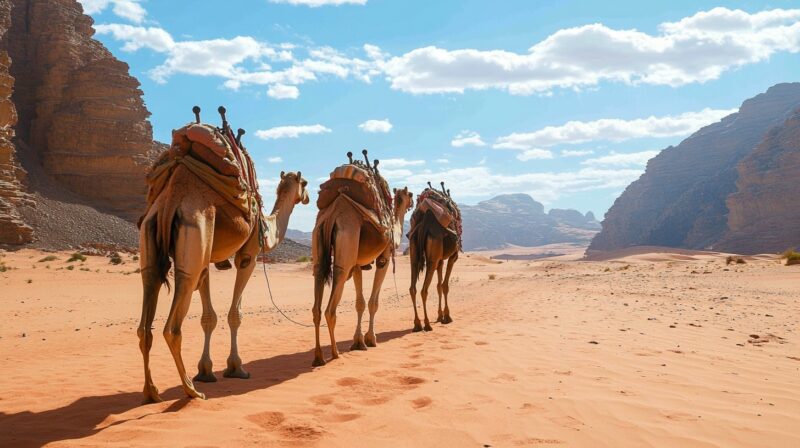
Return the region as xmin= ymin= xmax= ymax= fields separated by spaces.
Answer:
xmin=590 ymin=83 xmax=800 ymax=253
xmin=716 ymin=109 xmax=800 ymax=253
xmin=460 ymin=194 xmax=599 ymax=250
xmin=0 ymin=0 xmax=163 ymax=247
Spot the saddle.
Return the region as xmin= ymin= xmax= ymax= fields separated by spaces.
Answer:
xmin=409 ymin=187 xmax=463 ymax=250
xmin=316 ymin=159 xmax=394 ymax=234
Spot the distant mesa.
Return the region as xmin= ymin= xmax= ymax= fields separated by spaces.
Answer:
xmin=590 ymin=83 xmax=800 ymax=255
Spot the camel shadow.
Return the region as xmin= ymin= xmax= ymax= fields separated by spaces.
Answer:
xmin=0 ymin=329 xmax=410 ymax=447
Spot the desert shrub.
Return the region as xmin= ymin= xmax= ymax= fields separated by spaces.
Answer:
xmin=488 ymin=274 xmax=496 ymax=280
xmin=782 ymin=248 xmax=800 ymax=266
xmin=0 ymin=262 xmax=8 ymax=272
xmin=67 ymin=253 xmax=87 ymax=263
xmin=296 ymin=255 xmax=311 ymax=263
xmin=38 ymin=255 xmax=58 ymax=262
xmin=109 ymin=252 xmax=123 ymax=265
xmin=66 ymin=265 xmax=75 ymax=271
xmin=726 ymin=256 xmax=746 ymax=265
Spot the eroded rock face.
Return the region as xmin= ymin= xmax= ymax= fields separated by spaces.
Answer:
xmin=3 ymin=0 xmax=160 ymax=225
xmin=590 ymin=83 xmax=800 ymax=252
xmin=717 ymin=110 xmax=800 ymax=253
xmin=0 ymin=0 xmax=33 ymax=245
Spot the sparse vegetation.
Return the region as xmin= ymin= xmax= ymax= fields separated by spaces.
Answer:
xmin=26 ymin=279 xmax=32 ymax=284
xmin=0 ymin=262 xmax=8 ymax=273
xmin=66 ymin=265 xmax=75 ymax=271
xmin=109 ymin=252 xmax=123 ymax=265
xmin=488 ymin=274 xmax=496 ymax=280
xmin=38 ymin=255 xmax=58 ymax=262
xmin=67 ymin=253 xmax=87 ymax=263
xmin=781 ymin=248 xmax=800 ymax=266
xmin=726 ymin=256 xmax=746 ymax=265
xmin=296 ymin=255 xmax=311 ymax=263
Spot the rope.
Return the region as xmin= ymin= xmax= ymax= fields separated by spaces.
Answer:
xmin=261 ymin=259 xmax=322 ymax=328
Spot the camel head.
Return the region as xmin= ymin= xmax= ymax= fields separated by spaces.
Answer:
xmin=278 ymin=171 xmax=310 ymax=205
xmin=393 ymin=186 xmax=414 ymax=213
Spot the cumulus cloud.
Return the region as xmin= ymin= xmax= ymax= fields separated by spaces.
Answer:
xmin=582 ymin=150 xmax=660 ymax=167
xmin=269 ymin=0 xmax=367 ymax=6
xmin=451 ymin=131 xmax=486 ymax=147
xmin=255 ymin=124 xmax=331 ymax=140
xmin=80 ymin=0 xmax=146 ymax=23
xmin=516 ymin=149 xmax=554 ymax=161
xmin=358 ymin=119 xmax=393 ymax=133
xmin=267 ymin=84 xmax=300 ymax=99
xmin=561 ymin=149 xmax=595 ymax=157
xmin=383 ymin=8 xmax=800 ymax=95
xmin=267 ymin=157 xmax=284 ymax=163
xmin=94 ymin=24 xmax=175 ymax=52
xmin=494 ymin=108 xmax=735 ymax=151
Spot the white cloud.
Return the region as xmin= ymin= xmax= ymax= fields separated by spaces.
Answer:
xmin=255 ymin=124 xmax=331 ymax=140
xmin=396 ymin=166 xmax=645 ymax=204
xmin=561 ymin=149 xmax=594 ymax=157
xmin=379 ymin=158 xmax=425 ymax=169
xmin=582 ymin=150 xmax=659 ymax=167
xmin=451 ymin=130 xmax=486 ymax=147
xmin=494 ymin=108 xmax=735 ymax=151
xmin=94 ymin=24 xmax=175 ymax=52
xmin=80 ymin=0 xmax=146 ymax=23
xmin=269 ymin=0 xmax=367 ymax=6
xmin=383 ymin=8 xmax=800 ymax=95
xmin=358 ymin=119 xmax=393 ymax=133
xmin=267 ymin=157 xmax=284 ymax=163
xmin=516 ymin=149 xmax=554 ymax=161
xmin=436 ymin=158 xmax=450 ymax=164
xmin=267 ymin=84 xmax=300 ymax=99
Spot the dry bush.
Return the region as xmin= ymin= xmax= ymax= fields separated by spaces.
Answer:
xmin=781 ymin=248 xmax=800 ymax=266
xmin=726 ymin=256 xmax=746 ymax=265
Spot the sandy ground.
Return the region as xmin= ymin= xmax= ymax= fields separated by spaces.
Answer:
xmin=1 ymin=248 xmax=799 ymax=447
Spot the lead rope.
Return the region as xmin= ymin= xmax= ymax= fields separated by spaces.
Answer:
xmin=260 ymin=247 xmax=326 ymax=328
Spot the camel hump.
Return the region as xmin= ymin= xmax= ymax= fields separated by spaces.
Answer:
xmin=317 ymin=177 xmax=376 ymax=211
xmin=316 ymin=164 xmax=393 ymax=217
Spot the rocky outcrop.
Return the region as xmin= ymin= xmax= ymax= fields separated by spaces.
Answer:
xmin=0 ymin=0 xmax=32 ymax=244
xmin=590 ymin=83 xmax=800 ymax=252
xmin=717 ymin=110 xmax=800 ymax=253
xmin=460 ymin=194 xmax=599 ymax=250
xmin=2 ymin=0 xmax=160 ymax=225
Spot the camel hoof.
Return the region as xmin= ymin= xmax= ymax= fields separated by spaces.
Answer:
xmin=365 ymin=333 xmax=377 ymax=347
xmin=193 ymin=371 xmax=218 ymax=383
xmin=423 ymin=324 xmax=433 ymax=332
xmin=412 ymin=324 xmax=423 ymax=332
xmin=350 ymin=340 xmax=368 ymax=351
xmin=141 ymin=385 xmax=162 ymax=404
xmin=223 ymin=367 xmax=250 ymax=379
xmin=312 ymin=357 xmax=326 ymax=367
xmin=442 ymin=316 xmax=453 ymax=324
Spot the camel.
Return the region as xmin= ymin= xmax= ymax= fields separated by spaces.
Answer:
xmin=311 ymin=163 xmax=413 ymax=366
xmin=137 ymin=166 xmax=309 ymax=403
xmin=408 ymin=185 xmax=460 ymax=332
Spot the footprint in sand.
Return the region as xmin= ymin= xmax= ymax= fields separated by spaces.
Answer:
xmin=247 ymin=411 xmax=286 ymax=429
xmin=310 ymin=394 xmax=336 ymax=405
xmin=336 ymin=377 xmax=364 ymax=387
xmin=411 ymin=396 xmax=433 ymax=409
xmin=279 ymin=424 xmax=324 ymax=441
xmin=392 ymin=375 xmax=427 ymax=387
xmin=322 ymin=413 xmax=362 ymax=423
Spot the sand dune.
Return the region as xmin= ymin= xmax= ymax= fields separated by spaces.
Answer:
xmin=1 ymin=248 xmax=799 ymax=447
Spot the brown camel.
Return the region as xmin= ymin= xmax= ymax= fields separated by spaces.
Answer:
xmin=137 ymin=168 xmax=309 ymax=403
xmin=311 ymin=183 xmax=413 ymax=366
xmin=408 ymin=187 xmax=460 ymax=331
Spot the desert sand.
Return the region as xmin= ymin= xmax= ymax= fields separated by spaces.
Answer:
xmin=1 ymin=248 xmax=799 ymax=447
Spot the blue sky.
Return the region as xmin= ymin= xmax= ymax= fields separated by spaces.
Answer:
xmin=80 ymin=0 xmax=800 ymax=230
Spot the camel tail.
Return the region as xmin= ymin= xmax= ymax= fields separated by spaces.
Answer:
xmin=153 ymin=198 xmax=179 ymax=291
xmin=313 ymin=216 xmax=335 ymax=285
xmin=410 ymin=210 xmax=438 ymax=279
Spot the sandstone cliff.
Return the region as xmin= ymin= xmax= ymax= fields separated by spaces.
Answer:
xmin=590 ymin=83 xmax=800 ymax=252
xmin=460 ymin=194 xmax=599 ymax=250
xmin=0 ymin=0 xmax=162 ymax=246
xmin=0 ymin=0 xmax=32 ymax=244
xmin=717 ymin=110 xmax=800 ymax=253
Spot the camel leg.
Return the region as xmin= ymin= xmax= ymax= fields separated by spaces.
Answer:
xmin=420 ymin=259 xmax=436 ymax=332
xmin=442 ymin=253 xmax=458 ymax=324
xmin=224 ymin=235 xmax=259 ymax=379
xmin=325 ymin=265 xmax=349 ymax=360
xmin=138 ymin=216 xmax=163 ymax=404
xmin=436 ymin=260 xmax=444 ymax=323
xmin=312 ymin=271 xmax=326 ymax=366
xmin=365 ymin=250 xmax=390 ymax=347
xmin=350 ymin=268 xmax=368 ymax=351
xmin=194 ymin=270 xmax=217 ymax=383
xmin=409 ymin=245 xmax=423 ymax=332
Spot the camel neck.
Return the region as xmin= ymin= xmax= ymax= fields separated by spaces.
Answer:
xmin=391 ymin=204 xmax=408 ymax=248
xmin=266 ymin=193 xmax=295 ymax=249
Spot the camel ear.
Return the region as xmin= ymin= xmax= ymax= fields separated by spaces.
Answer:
xmin=403 ymin=186 xmax=408 ymax=193
xmin=393 ymin=188 xmax=397 ymax=194
xmin=280 ymin=171 xmax=286 ymax=179
xmin=297 ymin=171 xmax=302 ymax=180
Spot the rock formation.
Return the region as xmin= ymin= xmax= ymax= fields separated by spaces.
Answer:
xmin=0 ymin=0 xmax=32 ymax=244
xmin=459 ymin=194 xmax=599 ymax=250
xmin=0 ymin=0 xmax=162 ymax=246
xmin=590 ymin=83 xmax=800 ymax=252
xmin=717 ymin=109 xmax=800 ymax=253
